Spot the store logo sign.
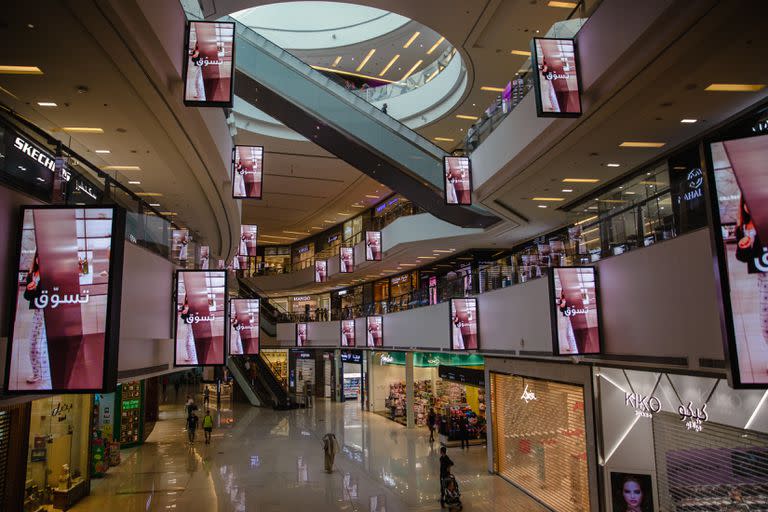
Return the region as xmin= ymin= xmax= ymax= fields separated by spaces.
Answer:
xmin=14 ymin=136 xmax=56 ymax=172
xmin=682 ymin=168 xmax=703 ymax=202
xmin=379 ymin=354 xmax=393 ymax=365
xmin=520 ymin=384 xmax=537 ymax=403
xmin=624 ymin=392 xmax=661 ymax=418
xmin=678 ymin=401 xmax=708 ymax=432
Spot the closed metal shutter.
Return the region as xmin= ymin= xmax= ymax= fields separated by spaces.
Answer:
xmin=0 ymin=410 xmax=10 ymax=504
xmin=491 ymin=373 xmax=591 ymax=511
xmin=653 ymin=411 xmax=768 ymax=510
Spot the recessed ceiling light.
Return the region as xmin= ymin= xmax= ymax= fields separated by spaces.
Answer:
xmin=62 ymin=127 xmax=104 ymax=134
xmin=510 ymin=50 xmax=531 ymax=56
xmin=605 ymin=163 xmax=620 ymax=168
xmin=365 ymin=194 xmax=379 ymax=199
xmin=480 ymin=86 xmax=504 ymax=92
xmin=0 ymin=65 xmax=43 ymax=75
xmin=401 ymin=60 xmax=423 ymax=81
xmin=434 ymin=137 xmax=454 ymax=142
xmin=563 ymin=178 xmax=600 ymax=183
xmin=310 ymin=226 xmax=323 ymax=230
xmin=532 ymin=197 xmax=565 ymax=201
xmin=37 ymin=101 xmax=57 ymax=107
xmin=403 ymin=31 xmax=420 ymax=49
xmin=102 ymin=165 xmax=141 ymax=171
xmin=379 ymin=54 xmax=400 ymax=76
xmin=158 ymin=212 xmax=177 ymax=216
xmin=94 ymin=149 xmax=111 ymax=154
xmin=323 ymin=220 xmax=335 ymax=223
xmin=417 ymin=256 xmax=437 ymax=259
xmin=351 ymin=204 xmax=365 ymax=208
xmin=148 ymin=203 xmax=161 ymax=207
xmin=400 ymin=263 xmax=417 ymax=267
xmin=705 ymin=83 xmax=766 ymax=92
xmin=356 ymin=49 xmax=376 ymax=72
xmin=619 ymin=141 xmax=666 ymax=148
xmin=562 ymin=188 xmax=574 ymax=193
xmin=135 ymin=192 xmax=162 ymax=197
xmin=433 ymin=249 xmax=454 ymax=253
xmin=332 ymin=56 xmax=342 ymax=67
xmin=128 ymin=180 xmax=141 ymax=185
xmin=426 ymin=36 xmax=445 ymax=55
xmin=336 ymin=212 xmax=351 ymax=216
xmin=455 ymin=114 xmax=479 ymax=121
xmin=538 ymin=205 xmax=548 ymax=208
xmin=624 ymin=191 xmax=636 ymax=195
xmin=548 ymin=0 xmax=578 ymax=7
xmin=283 ymin=230 xmax=309 ymax=235
xmin=680 ymin=118 xmax=698 ymax=124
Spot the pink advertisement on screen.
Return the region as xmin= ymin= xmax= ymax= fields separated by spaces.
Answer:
xmin=183 ymin=21 xmax=235 ymax=107
xmin=533 ymin=38 xmax=581 ymax=116
xmin=233 ymin=146 xmax=264 ymax=199
xmin=444 ymin=156 xmax=472 ymax=205
xmin=366 ymin=316 xmax=383 ymax=347
xmin=296 ymin=323 xmax=307 ymax=347
xmin=239 ymin=225 xmax=258 ymax=257
xmin=340 ymin=246 xmax=354 ymax=273
xmin=552 ymin=267 xmax=600 ymax=355
xmin=315 ymin=259 xmax=328 ymax=283
xmin=6 ymin=208 xmax=117 ymax=391
xmin=365 ymin=231 xmax=382 ymax=261
xmin=175 ymin=270 xmax=226 ymax=366
xmin=450 ymin=298 xmax=478 ymax=350
xmin=341 ymin=319 xmax=356 ymax=347
xmin=229 ymin=299 xmax=259 ymax=355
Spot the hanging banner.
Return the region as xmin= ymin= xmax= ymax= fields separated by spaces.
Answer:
xmin=531 ymin=38 xmax=582 ymax=117
xmin=183 ymin=21 xmax=235 ymax=108
xmin=174 ymin=270 xmax=226 ymax=366
xmin=232 ymin=145 xmax=264 ymax=199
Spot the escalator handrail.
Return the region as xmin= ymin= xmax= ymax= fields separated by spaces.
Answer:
xmin=229 ymin=356 xmax=273 ymax=406
xmin=253 ymin=355 xmax=288 ymax=404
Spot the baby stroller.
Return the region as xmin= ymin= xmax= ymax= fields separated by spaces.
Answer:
xmin=442 ymin=474 xmax=462 ymax=511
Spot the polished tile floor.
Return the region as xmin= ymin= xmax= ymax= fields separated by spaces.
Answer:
xmin=73 ymin=389 xmax=547 ymax=512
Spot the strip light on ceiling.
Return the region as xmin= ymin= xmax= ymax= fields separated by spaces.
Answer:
xmin=403 ymin=31 xmax=420 ymax=49
xmin=37 ymin=101 xmax=57 ymax=107
xmin=510 ymin=50 xmax=531 ymax=56
xmin=456 ymin=114 xmax=479 ymax=121
xmin=427 ymin=37 xmax=445 ymax=55
xmin=425 ymin=68 xmax=440 ymax=83
xmin=401 ymin=60 xmax=423 ymax=81
xmin=563 ymin=178 xmax=600 ymax=183
xmin=0 ymin=65 xmax=43 ymax=75
xmin=379 ymin=54 xmax=400 ymax=76
xmin=705 ymin=83 xmax=766 ymax=92
xmin=480 ymin=86 xmax=504 ymax=92
xmin=63 ymin=127 xmax=104 ymax=134
xmin=619 ymin=141 xmax=666 ymax=148
xmin=548 ymin=0 xmax=578 ymax=7
xmin=310 ymin=65 xmax=397 ymax=84
xmin=332 ymin=56 xmax=342 ymax=67
xmin=434 ymin=137 xmax=454 ymax=142
xmin=356 ymin=49 xmax=376 ymax=72
xmin=102 ymin=165 xmax=141 ymax=171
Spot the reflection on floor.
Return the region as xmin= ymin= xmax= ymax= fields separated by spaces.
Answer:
xmin=74 ymin=394 xmax=547 ymax=511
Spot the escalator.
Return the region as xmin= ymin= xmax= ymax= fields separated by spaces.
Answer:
xmin=227 ymin=356 xmax=271 ymax=407
xmin=252 ymin=353 xmax=293 ymax=409
xmin=226 ymin=16 xmax=500 ymax=229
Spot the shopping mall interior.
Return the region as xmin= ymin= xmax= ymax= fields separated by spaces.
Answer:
xmin=1 ymin=0 xmax=768 ymax=510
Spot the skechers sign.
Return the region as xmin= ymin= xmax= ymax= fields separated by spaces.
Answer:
xmin=1 ymin=125 xmax=55 ymax=199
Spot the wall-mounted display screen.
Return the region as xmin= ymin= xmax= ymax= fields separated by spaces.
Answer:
xmin=709 ymin=133 xmax=768 ymax=387
xmin=610 ymin=472 xmax=655 ymax=512
xmin=183 ymin=21 xmax=235 ymax=108
xmin=199 ymin=245 xmax=210 ymax=269
xmin=531 ymin=38 xmax=582 ymax=117
xmin=239 ymin=225 xmax=258 ymax=257
xmin=4 ymin=206 xmax=125 ymax=393
xmin=341 ymin=319 xmax=356 ymax=347
xmin=296 ymin=322 xmax=307 ymax=347
xmin=366 ymin=316 xmax=383 ymax=347
xmin=172 ymin=229 xmax=191 ymax=266
xmin=444 ymin=156 xmax=472 ymax=205
xmin=315 ymin=259 xmax=328 ymax=283
xmin=340 ymin=246 xmax=354 ymax=273
xmin=450 ymin=298 xmax=478 ymax=350
xmin=232 ymin=145 xmax=264 ymax=199
xmin=365 ymin=231 xmax=382 ymax=261
xmin=174 ymin=270 xmax=226 ymax=366
xmin=229 ymin=298 xmax=259 ymax=355
xmin=550 ymin=266 xmax=601 ymax=355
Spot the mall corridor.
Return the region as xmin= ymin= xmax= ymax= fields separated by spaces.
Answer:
xmin=72 ymin=398 xmax=545 ymax=512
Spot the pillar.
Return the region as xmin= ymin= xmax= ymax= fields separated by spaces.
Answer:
xmin=405 ymin=351 xmax=415 ymax=428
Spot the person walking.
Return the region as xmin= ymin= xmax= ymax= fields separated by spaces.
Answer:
xmin=439 ymin=446 xmax=454 ymax=508
xmin=186 ymin=412 xmax=199 ymax=444
xmin=427 ymin=408 xmax=437 ymax=443
xmin=459 ymin=415 xmax=469 ymax=450
xmin=203 ymin=386 xmax=210 ymax=409
xmin=322 ymin=433 xmax=340 ymax=473
xmin=174 ymin=379 xmax=181 ymax=398
xmin=202 ymin=410 xmax=213 ymax=444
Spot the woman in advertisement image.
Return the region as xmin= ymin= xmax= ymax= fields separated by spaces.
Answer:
xmin=179 ymin=234 xmax=189 ymax=263
xmin=233 ymin=160 xmax=247 ymax=198
xmin=538 ymin=57 xmax=561 ymax=113
xmin=239 ymin=233 xmax=248 ymax=257
xmin=179 ymin=295 xmax=198 ymax=364
xmin=22 ymin=252 xmax=49 ymax=384
xmin=445 ymin=164 xmax=460 ymax=204
xmin=452 ymin=309 xmax=465 ymax=350
xmin=558 ymin=291 xmax=580 ymax=354
xmin=187 ymin=42 xmax=206 ymax=101
xmin=230 ymin=316 xmax=243 ymax=355
xmin=611 ymin=473 xmax=653 ymax=512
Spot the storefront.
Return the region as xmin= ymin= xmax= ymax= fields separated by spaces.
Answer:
xmin=343 ymin=215 xmax=364 ymax=245
xmin=389 ymin=272 xmax=418 ymax=312
xmin=290 ymin=349 xmax=316 ymax=398
xmin=291 ymin=243 xmax=314 ymax=271
xmin=487 ymin=358 xmax=599 ymax=512
xmin=0 ymin=403 xmax=32 ymax=512
xmin=261 ymin=245 xmax=290 ymax=274
xmin=341 ymin=350 xmax=366 ymax=404
xmin=370 ymin=351 xmax=485 ymax=433
xmin=262 ymin=349 xmax=289 ymax=390
xmin=25 ymin=395 xmax=93 ymax=511
xmin=596 ymin=366 xmax=768 ymax=511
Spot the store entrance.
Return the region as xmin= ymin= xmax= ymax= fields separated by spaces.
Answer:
xmin=341 ymin=350 xmax=364 ymax=405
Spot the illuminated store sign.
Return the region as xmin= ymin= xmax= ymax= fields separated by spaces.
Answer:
xmin=678 ymin=401 xmax=709 ymax=432
xmin=520 ymin=384 xmax=537 ymax=403
xmin=624 ymin=392 xmax=661 ymax=418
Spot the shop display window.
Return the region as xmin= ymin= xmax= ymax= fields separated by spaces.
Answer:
xmin=491 ymin=373 xmax=590 ymax=512
xmin=262 ymin=350 xmax=288 ymax=389
xmin=25 ymin=395 xmax=92 ymax=511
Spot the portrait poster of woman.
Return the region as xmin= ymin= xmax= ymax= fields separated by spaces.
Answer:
xmin=239 ymin=225 xmax=258 ymax=257
xmin=610 ymin=472 xmax=654 ymax=512
xmin=232 ymin=145 xmax=264 ymax=199
xmin=532 ymin=38 xmax=581 ymax=117
xmin=183 ymin=21 xmax=235 ymax=107
xmin=552 ymin=267 xmax=601 ymax=355
xmin=229 ymin=299 xmax=259 ymax=355
xmin=174 ymin=270 xmax=226 ymax=366
xmin=366 ymin=316 xmax=383 ymax=347
xmin=341 ymin=319 xmax=356 ymax=347
xmin=340 ymin=246 xmax=354 ymax=273
xmin=365 ymin=231 xmax=382 ymax=261
xmin=443 ymin=156 xmax=472 ymax=205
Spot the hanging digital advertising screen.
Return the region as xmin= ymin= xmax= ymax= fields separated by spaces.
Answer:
xmin=365 ymin=316 xmax=383 ymax=347
xmin=232 ymin=145 xmax=264 ymax=199
xmin=365 ymin=231 xmax=382 ymax=261
xmin=340 ymin=246 xmax=354 ymax=273
xmin=174 ymin=270 xmax=226 ymax=366
xmin=443 ymin=156 xmax=472 ymax=205
xmin=295 ymin=322 xmax=308 ymax=347
xmin=4 ymin=206 xmax=126 ymax=393
xmin=172 ymin=229 xmax=191 ymax=266
xmin=229 ymin=298 xmax=259 ymax=355
xmin=549 ymin=266 xmax=601 ymax=355
xmin=340 ymin=319 xmax=356 ymax=347
xmin=531 ymin=38 xmax=582 ymax=117
xmin=183 ymin=21 xmax=235 ymax=108
xmin=198 ymin=245 xmax=210 ymax=269
xmin=239 ymin=225 xmax=258 ymax=257
xmin=314 ymin=259 xmax=328 ymax=283
xmin=708 ymin=132 xmax=768 ymax=387
xmin=449 ymin=298 xmax=478 ymax=350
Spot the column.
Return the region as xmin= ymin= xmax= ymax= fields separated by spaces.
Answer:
xmin=405 ymin=351 xmax=415 ymax=428
xmin=334 ymin=349 xmax=342 ymax=402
